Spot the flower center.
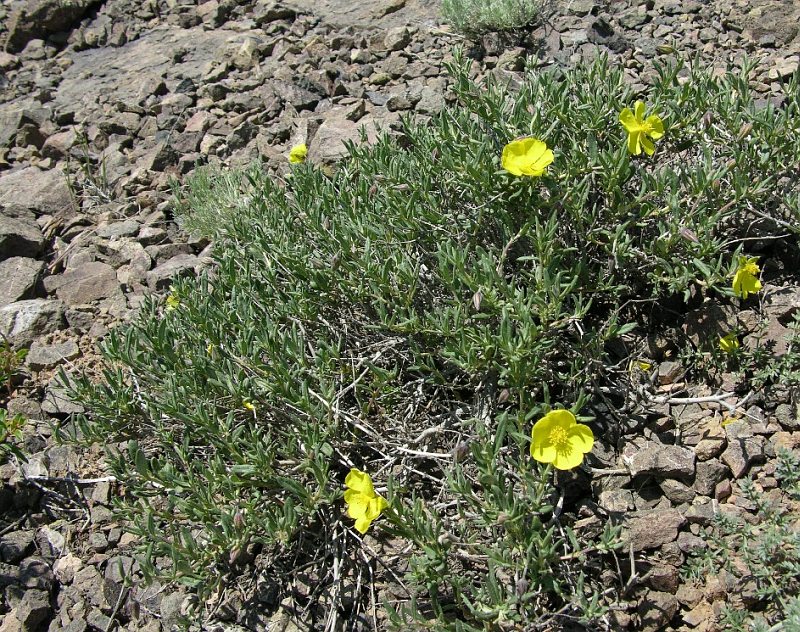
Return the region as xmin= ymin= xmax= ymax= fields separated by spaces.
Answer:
xmin=549 ymin=426 xmax=570 ymax=450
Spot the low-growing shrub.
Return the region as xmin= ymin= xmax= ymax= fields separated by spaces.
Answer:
xmin=441 ymin=0 xmax=544 ymax=35
xmin=70 ymin=52 xmax=799 ymax=630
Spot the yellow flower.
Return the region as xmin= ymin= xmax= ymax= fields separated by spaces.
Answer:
xmin=732 ymin=256 xmax=761 ymax=299
xmin=718 ymin=333 xmax=739 ymax=354
xmin=344 ymin=468 xmax=388 ymax=534
xmin=289 ymin=143 xmax=308 ymax=164
xmin=165 ymin=294 xmax=180 ymax=311
xmin=243 ymin=400 xmax=256 ymax=412
xmin=501 ymin=137 xmax=554 ymax=177
xmin=619 ymin=101 xmax=664 ymax=156
xmin=530 ymin=409 xmax=594 ymax=470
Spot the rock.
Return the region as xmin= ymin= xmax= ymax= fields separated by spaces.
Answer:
xmin=599 ymin=489 xmax=635 ymax=513
xmin=384 ymin=27 xmax=410 ymax=51
xmin=683 ymin=302 xmax=736 ymax=347
xmin=0 ymin=299 xmax=64 ymax=347
xmin=774 ymin=403 xmax=800 ymax=430
xmin=0 ymin=531 xmax=35 ymax=564
xmin=721 ymin=424 xmax=766 ymax=478
xmin=659 ymin=479 xmax=695 ymax=504
xmin=14 ymin=588 xmax=51 ymax=629
xmin=0 ymin=166 xmax=73 ymax=218
xmin=26 ymin=340 xmax=81 ymax=371
xmin=0 ymin=215 xmax=45 ymax=261
xmin=96 ymin=219 xmax=140 ymax=239
xmin=683 ymin=599 xmax=714 ymax=627
xmin=309 ymin=117 xmax=379 ymax=164
xmin=744 ymin=316 xmax=791 ymax=358
xmin=41 ymin=374 xmax=84 ymax=415
xmin=19 ymin=557 xmax=54 ymax=590
xmin=677 ymin=532 xmax=706 ymax=554
xmin=693 ymin=419 xmax=727 ymax=460
xmin=657 ymin=360 xmax=682 ymax=385
xmin=47 ymin=262 xmax=122 ymax=306
xmin=0 ymin=257 xmax=44 ymax=307
xmin=253 ymin=1 xmax=296 ymax=25
xmin=6 ymin=0 xmax=101 ymax=52
xmin=568 ymin=0 xmax=598 ymax=17
xmin=685 ymin=500 xmax=716 ymax=525
xmin=625 ymin=509 xmax=685 ymax=551
xmin=768 ymin=59 xmax=799 ymax=81
xmin=146 ymin=254 xmax=200 ymax=290
xmin=642 ymin=562 xmax=679 ymax=593
xmin=693 ymin=459 xmax=728 ymax=496
xmin=638 ymin=590 xmax=678 ymax=631
xmin=772 ymin=431 xmax=800 ymax=452
xmin=625 ymin=441 xmax=695 ymax=478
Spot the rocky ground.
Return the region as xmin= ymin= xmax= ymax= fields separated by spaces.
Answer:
xmin=0 ymin=0 xmax=799 ymax=630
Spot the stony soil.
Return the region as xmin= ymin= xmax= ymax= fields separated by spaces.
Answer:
xmin=0 ymin=0 xmax=799 ymax=631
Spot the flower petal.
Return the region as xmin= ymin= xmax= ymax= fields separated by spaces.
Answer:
xmin=551 ymin=448 xmax=585 ymax=471
xmin=627 ymin=130 xmax=642 ymax=155
xmin=641 ymin=134 xmax=655 ymax=156
xmin=345 ymin=469 xmax=375 ymax=496
xmin=502 ymin=138 xmax=552 ymax=177
xmin=619 ymin=108 xmax=636 ymax=132
xmin=345 ymin=492 xmax=369 ymax=520
xmin=646 ymin=115 xmax=664 ymax=138
xmin=531 ymin=443 xmax=557 ymax=464
xmin=634 ymin=101 xmax=645 ymax=122
xmin=354 ymin=515 xmax=372 ymax=534
xmin=568 ymin=424 xmax=594 ymax=454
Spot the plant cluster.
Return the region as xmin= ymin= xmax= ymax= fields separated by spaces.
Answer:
xmin=686 ymin=449 xmax=800 ymax=631
xmin=441 ymin=0 xmax=544 ymax=36
xmin=70 ymin=52 xmax=799 ymax=630
xmin=0 ymin=335 xmax=27 ymax=462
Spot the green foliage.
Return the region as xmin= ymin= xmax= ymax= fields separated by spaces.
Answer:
xmin=0 ymin=335 xmax=27 ymax=462
xmin=441 ymin=0 xmax=544 ymax=35
xmin=686 ymin=450 xmax=800 ymax=630
xmin=70 ymin=52 xmax=799 ymax=629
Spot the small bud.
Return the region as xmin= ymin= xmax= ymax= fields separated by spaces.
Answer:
xmin=497 ymin=512 xmax=510 ymax=525
xmin=515 ymin=578 xmax=529 ymax=598
xmin=452 ymin=441 xmax=470 ymax=462
xmin=737 ymin=122 xmax=753 ymax=140
xmin=233 ymin=511 xmax=245 ymax=529
xmin=701 ymin=111 xmax=714 ymax=129
xmin=678 ymin=226 xmax=699 ymax=243
xmin=322 ymin=217 xmax=331 ymax=231
xmin=368 ymin=184 xmax=378 ymax=196
xmin=497 ymin=388 xmax=510 ymax=404
xmin=726 ymin=158 xmax=737 ymax=170
xmin=472 ymin=290 xmax=483 ymax=311
xmin=656 ymin=43 xmax=676 ymax=54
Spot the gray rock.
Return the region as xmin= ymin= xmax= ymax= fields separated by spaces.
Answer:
xmin=14 ymin=588 xmax=51 ymax=629
xmin=6 ymin=0 xmax=100 ymax=52
xmin=638 ymin=590 xmax=679 ymax=632
xmin=96 ymin=219 xmax=140 ymax=239
xmin=685 ymin=500 xmax=715 ymax=525
xmin=19 ymin=556 xmax=54 ymax=590
xmin=26 ymin=340 xmax=80 ymax=371
xmin=310 ymin=117 xmax=380 ymax=164
xmin=722 ymin=432 xmax=766 ymax=478
xmin=0 ymin=215 xmax=45 ymax=261
xmin=49 ymin=262 xmax=122 ymax=306
xmin=0 ymin=166 xmax=73 ymax=218
xmin=567 ymin=0 xmax=597 ymax=17
xmin=41 ymin=374 xmax=84 ymax=416
xmin=677 ymin=531 xmax=706 ymax=554
xmin=693 ymin=459 xmax=729 ymax=496
xmin=0 ymin=257 xmax=44 ymax=307
xmin=0 ymin=299 xmax=64 ymax=347
xmin=656 ymin=360 xmax=683 ymax=385
xmin=56 ymin=619 xmax=89 ymax=632
xmin=87 ymin=608 xmax=113 ymax=631
xmin=598 ymin=489 xmax=634 ymax=513
xmin=159 ymin=592 xmax=186 ymax=630
xmin=146 ymin=254 xmax=199 ymax=290
xmin=624 ymin=509 xmax=685 ymax=551
xmin=625 ymin=441 xmax=695 ymax=478
xmin=774 ymin=403 xmax=800 ymax=430
xmin=659 ymin=479 xmax=695 ymax=504
xmin=0 ymin=531 xmax=35 ymax=564
xmin=384 ymin=27 xmax=410 ymax=51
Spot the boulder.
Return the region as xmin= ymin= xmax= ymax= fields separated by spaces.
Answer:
xmin=6 ymin=0 xmax=102 ymax=53
xmin=0 ymin=257 xmax=44 ymax=306
xmin=0 ymin=299 xmax=64 ymax=347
